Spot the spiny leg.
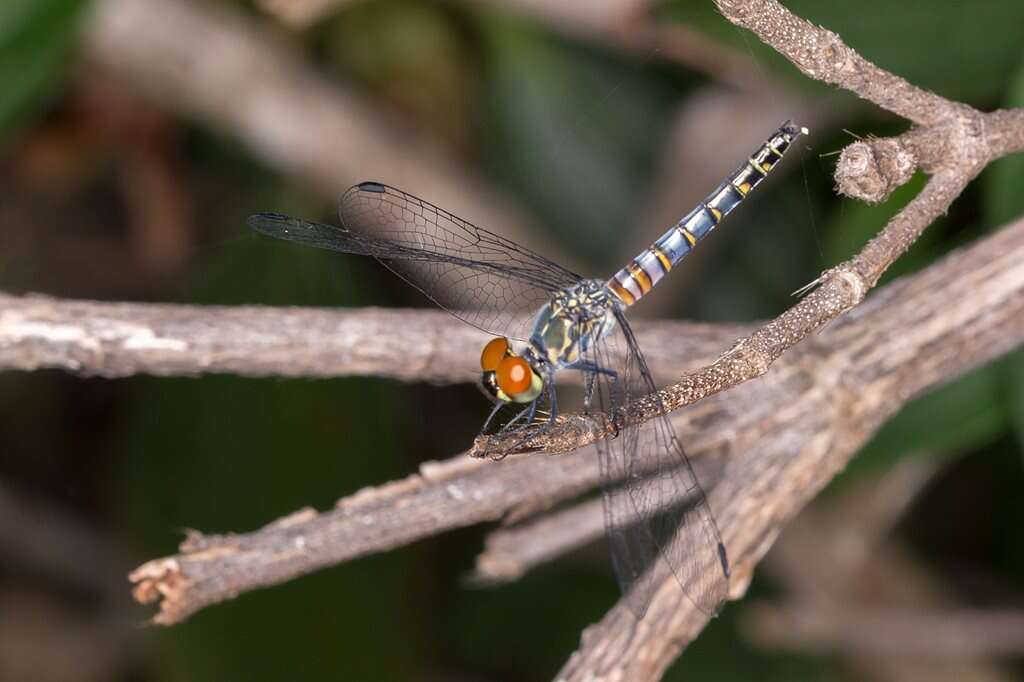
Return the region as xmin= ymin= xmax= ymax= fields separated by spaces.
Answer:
xmin=481 ymin=399 xmax=506 ymax=434
xmin=545 ymin=379 xmax=558 ymax=426
xmin=498 ymin=399 xmax=538 ymax=434
xmin=496 ymin=372 xmax=559 ymax=436
xmin=570 ymin=361 xmax=621 ymax=435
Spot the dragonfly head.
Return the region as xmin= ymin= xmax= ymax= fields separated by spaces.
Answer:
xmin=480 ymin=337 xmax=543 ymax=404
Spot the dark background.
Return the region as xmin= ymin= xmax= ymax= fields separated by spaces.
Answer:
xmin=2 ymin=0 xmax=1023 ymax=680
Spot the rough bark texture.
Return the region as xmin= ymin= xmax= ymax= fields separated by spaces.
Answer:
xmin=126 ymin=219 xmax=1024 ymax=642
xmin=2 ymin=0 xmax=1010 ymax=679
xmin=0 ymin=296 xmax=746 ymax=384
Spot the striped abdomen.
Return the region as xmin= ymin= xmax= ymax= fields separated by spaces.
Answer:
xmin=607 ymin=121 xmax=806 ymax=307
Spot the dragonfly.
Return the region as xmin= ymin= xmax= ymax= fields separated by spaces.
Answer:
xmin=249 ymin=121 xmax=805 ymax=617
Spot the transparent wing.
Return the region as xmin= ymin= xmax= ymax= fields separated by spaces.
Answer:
xmin=588 ymin=308 xmax=729 ymax=617
xmin=249 ymin=182 xmax=582 ymax=341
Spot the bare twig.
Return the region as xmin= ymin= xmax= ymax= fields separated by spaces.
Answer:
xmin=54 ymin=0 xmax=1024 ymax=679
xmin=474 ymin=496 xmax=605 ymax=583
xmin=473 ymin=174 xmax=967 ymax=458
xmin=716 ymin=0 xmax=953 ymax=125
xmin=551 ymin=0 xmax=1024 ymax=676
xmin=747 ymin=605 xmax=1024 ymax=659
xmin=0 ymin=294 xmax=746 ymax=383
xmin=254 ymin=0 xmax=360 ymax=28
xmin=127 ymin=216 xmax=1024 ymax=630
xmin=476 ymin=27 xmax=1024 ymax=460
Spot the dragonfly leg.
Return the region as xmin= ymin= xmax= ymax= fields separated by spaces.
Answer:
xmin=572 ymin=361 xmax=618 ymax=379
xmin=494 ymin=372 xmax=560 ymax=434
xmin=498 ymin=400 xmax=538 ymax=434
xmin=570 ymin=362 xmax=622 ymax=436
xmin=481 ymin=399 xmax=505 ymax=434
xmin=532 ymin=379 xmax=558 ymax=429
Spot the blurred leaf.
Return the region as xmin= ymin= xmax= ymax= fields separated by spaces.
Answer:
xmin=984 ymin=52 xmax=1024 ymax=228
xmin=669 ymin=587 xmax=828 ymax=681
xmin=115 ymin=220 xmax=419 ymax=680
xmin=329 ymin=0 xmax=476 ymax=151
xmin=788 ymin=0 xmax=1024 ymax=103
xmin=452 ymin=564 xmax=617 ymax=678
xmin=1006 ymin=355 xmax=1024 ymax=464
xmin=479 ymin=13 xmax=684 ymax=269
xmin=117 ymin=374 xmax=417 ymax=681
xmin=662 ymin=0 xmax=1024 ymax=105
xmin=0 ymin=0 xmax=85 ymax=142
xmin=985 ymin=53 xmax=1024 ymax=454
xmin=851 ymin=359 xmax=1011 ymax=477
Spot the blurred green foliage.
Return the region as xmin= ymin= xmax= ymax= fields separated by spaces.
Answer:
xmin=664 ymin=0 xmax=1024 ymax=103
xmin=992 ymin=56 xmax=1024 ymax=456
xmin=480 ymin=13 xmax=684 ymax=268
xmin=0 ymin=0 xmax=85 ymax=144
xmin=1 ymin=1 xmax=1023 ymax=681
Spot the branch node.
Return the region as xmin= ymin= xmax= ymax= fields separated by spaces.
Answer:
xmin=834 ymin=269 xmax=867 ymax=308
xmin=835 ymin=138 xmax=917 ymax=203
xmin=734 ymin=338 xmax=771 ymax=377
xmin=129 ymin=557 xmax=188 ymax=624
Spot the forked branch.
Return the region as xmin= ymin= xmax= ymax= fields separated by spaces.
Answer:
xmin=128 ymin=217 xmax=1024 ymax=634
xmin=35 ymin=0 xmax=1024 ymax=680
xmin=553 ymin=1 xmax=1024 ymax=677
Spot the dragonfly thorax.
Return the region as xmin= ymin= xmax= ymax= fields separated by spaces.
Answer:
xmin=529 ymin=279 xmax=618 ymax=370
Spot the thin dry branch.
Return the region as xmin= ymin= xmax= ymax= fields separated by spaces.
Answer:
xmin=127 ymin=216 xmax=1024 ymax=631
xmin=55 ymin=0 xmax=1024 ymax=679
xmin=0 ymin=294 xmax=746 ymax=383
xmin=555 ymin=228 xmax=1024 ymax=682
xmin=716 ymin=0 xmax=953 ymax=125
xmin=552 ymin=0 xmax=1024 ymax=676
xmin=254 ymin=0 xmax=360 ymax=27
xmin=472 ymin=173 xmax=966 ymax=458
xmin=474 ymin=496 xmax=605 ymax=583
xmin=747 ymin=605 xmax=1024 ymax=659
xmin=499 ymin=112 xmax=1024 ymax=457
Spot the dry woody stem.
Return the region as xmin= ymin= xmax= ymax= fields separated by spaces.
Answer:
xmin=0 ymin=296 xmax=745 ymax=384
xmin=1 ymin=0 xmax=1013 ymax=680
xmin=126 ymin=216 xmax=1024 ymax=649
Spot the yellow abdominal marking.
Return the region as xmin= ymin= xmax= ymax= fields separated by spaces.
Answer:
xmin=627 ymin=262 xmax=652 ymax=294
xmin=652 ymin=247 xmax=672 ymax=272
xmin=608 ymin=279 xmax=635 ymax=305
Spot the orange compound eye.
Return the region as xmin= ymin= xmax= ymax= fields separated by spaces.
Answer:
xmin=496 ymin=356 xmax=533 ymax=396
xmin=480 ymin=337 xmax=510 ymax=371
